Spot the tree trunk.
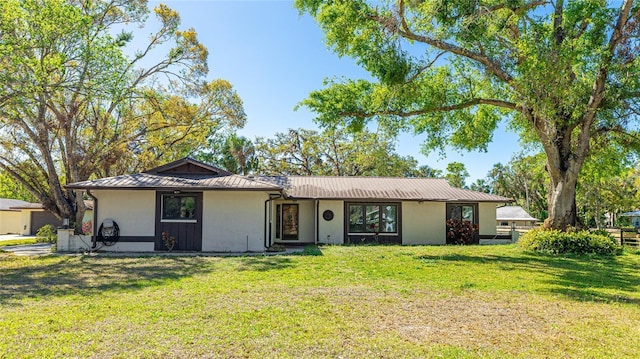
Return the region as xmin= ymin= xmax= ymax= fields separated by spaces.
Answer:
xmin=545 ymin=171 xmax=578 ymax=230
xmin=539 ymin=123 xmax=586 ymax=231
xmin=75 ymin=194 xmax=86 ymax=235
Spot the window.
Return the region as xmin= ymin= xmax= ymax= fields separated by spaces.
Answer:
xmin=348 ymin=203 xmax=398 ymax=234
xmin=162 ymin=195 xmax=196 ymax=221
xmin=449 ymin=204 xmax=475 ymax=223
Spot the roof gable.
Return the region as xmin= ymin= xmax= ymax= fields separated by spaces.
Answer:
xmin=144 ymin=157 xmax=232 ymax=177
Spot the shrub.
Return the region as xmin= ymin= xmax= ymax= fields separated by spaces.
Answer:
xmin=36 ymin=224 xmax=57 ymax=244
xmin=519 ymin=228 xmax=622 ymax=256
xmin=446 ymin=219 xmax=478 ymax=245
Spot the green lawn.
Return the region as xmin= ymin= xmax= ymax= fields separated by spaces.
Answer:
xmin=0 ymin=245 xmax=638 ymax=358
xmin=0 ymin=237 xmax=39 ymax=248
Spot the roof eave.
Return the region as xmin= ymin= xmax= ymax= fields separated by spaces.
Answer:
xmin=66 ymin=185 xmax=282 ymax=191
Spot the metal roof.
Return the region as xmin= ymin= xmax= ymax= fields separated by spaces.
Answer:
xmin=619 ymin=210 xmax=640 ymax=217
xmin=496 ymin=206 xmax=539 ymax=221
xmin=67 ymin=173 xmax=512 ymax=202
xmin=259 ymin=176 xmax=512 ymax=202
xmin=66 ymin=173 xmax=282 ymax=191
xmin=64 ymin=157 xmax=512 ymax=203
xmin=0 ymin=198 xmax=30 ymax=211
xmin=8 ymin=202 xmax=44 ymax=210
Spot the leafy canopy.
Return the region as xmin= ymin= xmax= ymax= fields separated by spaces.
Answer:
xmin=297 ymin=0 xmax=640 ymax=229
xmin=0 ymin=0 xmax=245 ymax=224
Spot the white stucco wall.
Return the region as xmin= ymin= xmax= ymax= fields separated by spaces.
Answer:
xmin=202 ymin=191 xmax=269 ymax=252
xmin=318 ymin=200 xmax=344 ymax=244
xmin=296 ymin=200 xmax=315 ymax=243
xmin=479 ymin=203 xmax=497 ymax=236
xmin=402 ymin=201 xmax=446 ymax=245
xmin=93 ymin=190 xmax=156 ymax=237
xmin=57 ymin=231 xmax=154 ymax=252
xmin=0 ymin=211 xmax=22 ymax=234
xmin=19 ymin=210 xmax=31 ymax=235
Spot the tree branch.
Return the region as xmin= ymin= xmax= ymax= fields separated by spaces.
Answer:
xmin=339 ymin=97 xmax=520 ymax=118
xmin=393 ymin=0 xmax=514 ymax=85
xmin=578 ymin=0 xmax=634 ymax=160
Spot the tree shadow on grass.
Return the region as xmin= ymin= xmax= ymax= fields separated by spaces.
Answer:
xmin=235 ymin=245 xmax=324 ymax=271
xmin=416 ymin=251 xmax=640 ymax=304
xmin=237 ymin=256 xmax=296 ymax=272
xmin=0 ymin=255 xmax=217 ymax=305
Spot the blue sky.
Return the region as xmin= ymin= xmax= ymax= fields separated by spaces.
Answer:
xmin=145 ymin=0 xmax=523 ymax=182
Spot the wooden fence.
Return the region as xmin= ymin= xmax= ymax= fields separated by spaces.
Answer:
xmin=619 ymin=228 xmax=640 ymax=247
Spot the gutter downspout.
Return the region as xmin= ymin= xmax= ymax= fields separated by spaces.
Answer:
xmin=86 ymin=189 xmax=98 ymax=249
xmin=264 ymin=193 xmax=281 ymax=249
xmin=315 ymin=199 xmax=319 ymax=245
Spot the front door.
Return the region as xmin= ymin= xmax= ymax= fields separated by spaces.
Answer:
xmin=281 ymin=204 xmax=299 ymax=240
xmin=155 ymin=192 xmax=203 ymax=251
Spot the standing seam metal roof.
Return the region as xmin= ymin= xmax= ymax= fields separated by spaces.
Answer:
xmin=65 ymin=173 xmax=283 ymax=191
xmin=65 ymin=159 xmax=512 ymax=203
xmin=258 ymin=176 xmax=511 ymax=202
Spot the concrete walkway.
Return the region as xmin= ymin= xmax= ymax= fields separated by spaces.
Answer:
xmin=1 ymin=243 xmax=54 ymax=256
xmin=0 ymin=234 xmax=53 ymax=256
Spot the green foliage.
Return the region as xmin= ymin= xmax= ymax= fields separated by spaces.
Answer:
xmin=197 ymin=133 xmax=257 ymax=175
xmin=485 ymin=153 xmax=549 ymax=221
xmin=254 ymin=128 xmax=420 ymax=176
xmin=297 ymin=0 xmax=640 ymax=230
xmin=444 ymin=161 xmax=469 ymax=188
xmin=0 ymin=0 xmax=245 ymax=226
xmin=519 ymin=228 xmax=622 ymax=256
xmin=35 ymin=225 xmax=57 ymax=244
xmin=0 ymin=172 xmax=36 ymax=202
xmin=578 ymin=159 xmax=640 ymax=228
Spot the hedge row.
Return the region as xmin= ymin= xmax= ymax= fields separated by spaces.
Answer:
xmin=519 ymin=228 xmax=622 ymax=256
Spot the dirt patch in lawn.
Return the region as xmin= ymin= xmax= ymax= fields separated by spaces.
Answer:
xmin=364 ymin=289 xmax=637 ymax=357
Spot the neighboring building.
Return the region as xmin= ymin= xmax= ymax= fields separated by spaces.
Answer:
xmin=496 ymin=205 xmax=539 ymax=228
xmin=618 ymin=211 xmax=640 ymax=228
xmin=0 ymin=198 xmax=61 ymax=235
xmin=63 ymin=158 xmax=512 ymax=252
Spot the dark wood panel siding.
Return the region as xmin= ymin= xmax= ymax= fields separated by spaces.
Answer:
xmin=155 ymin=192 xmax=203 ymax=251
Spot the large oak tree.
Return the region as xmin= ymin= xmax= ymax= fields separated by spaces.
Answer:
xmin=254 ymin=128 xmax=420 ymax=176
xmin=0 ymin=0 xmax=245 ymax=228
xmin=297 ymin=0 xmax=640 ymax=230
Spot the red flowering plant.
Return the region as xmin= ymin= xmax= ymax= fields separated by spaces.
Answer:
xmin=446 ymin=219 xmax=479 ymax=245
xmin=81 ymin=220 xmax=93 ymax=235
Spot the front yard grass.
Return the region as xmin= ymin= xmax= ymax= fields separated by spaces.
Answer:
xmin=0 ymin=245 xmax=638 ymax=358
xmin=0 ymin=237 xmax=39 ymax=248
